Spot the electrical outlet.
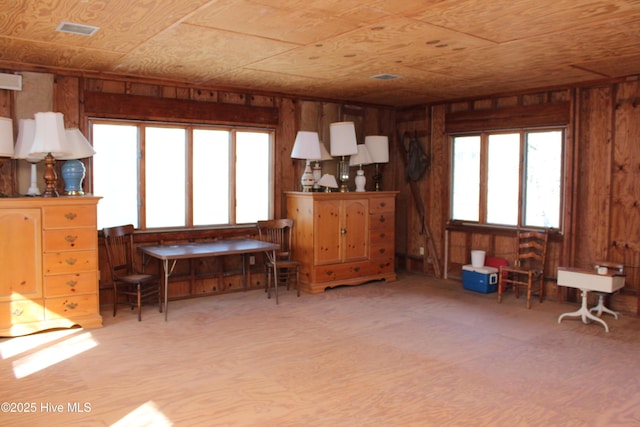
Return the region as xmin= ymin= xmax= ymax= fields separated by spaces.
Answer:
xmin=249 ymin=256 xmax=255 ymax=265
xmin=419 ymin=247 xmax=424 ymax=255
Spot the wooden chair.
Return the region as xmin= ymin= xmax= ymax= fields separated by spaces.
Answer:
xmin=498 ymin=230 xmax=549 ymax=309
xmin=103 ymin=224 xmax=162 ymax=321
xmin=257 ymin=219 xmax=300 ymax=303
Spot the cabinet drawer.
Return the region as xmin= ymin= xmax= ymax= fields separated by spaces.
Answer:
xmin=370 ymin=242 xmax=394 ymax=260
xmin=45 ymin=294 xmax=98 ymax=319
xmin=44 ymin=250 xmax=97 ymax=274
xmin=369 ymin=197 xmax=395 ymax=214
xmin=43 ymin=205 xmax=96 ymax=229
xmin=0 ymin=299 xmax=45 ymax=325
xmin=43 ymin=228 xmax=97 ymax=252
xmin=369 ymin=212 xmax=394 ymax=230
xmin=370 ymin=229 xmax=393 ymax=244
xmin=369 ymin=258 xmax=394 ymax=274
xmin=314 ymin=260 xmax=371 ymax=282
xmin=45 ymin=272 xmax=97 ymax=297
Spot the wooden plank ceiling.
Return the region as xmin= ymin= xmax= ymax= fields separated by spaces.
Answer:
xmin=2 ymin=0 xmax=640 ymax=107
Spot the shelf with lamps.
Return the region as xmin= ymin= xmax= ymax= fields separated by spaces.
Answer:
xmin=364 ymin=135 xmax=389 ymax=191
xmin=329 ymin=121 xmax=358 ymax=192
xmin=348 ymin=144 xmax=373 ymax=192
xmin=27 ymin=112 xmax=69 ymax=197
xmin=316 ymin=173 xmax=339 ymax=192
xmin=0 ymin=117 xmax=14 ymax=197
xmin=290 ymin=130 xmax=322 ymax=192
xmin=59 ymin=128 xmax=96 ymax=196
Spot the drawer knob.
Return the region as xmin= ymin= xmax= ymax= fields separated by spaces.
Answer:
xmin=379 ymin=215 xmax=386 ymax=223
xmin=65 ymin=235 xmax=78 ymax=244
xmin=12 ymin=308 xmax=24 ymax=316
xmin=380 ymin=202 xmax=386 ymax=208
xmin=341 ymin=228 xmax=347 ymax=235
xmin=65 ymin=258 xmax=78 ymax=266
xmin=66 ymin=280 xmax=78 ymax=288
xmin=378 ymin=248 xmax=386 ymax=254
xmin=66 ymin=302 xmax=78 ymax=310
xmin=64 ymin=212 xmax=77 ymax=221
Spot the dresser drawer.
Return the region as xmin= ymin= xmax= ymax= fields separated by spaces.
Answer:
xmin=44 ymin=272 xmax=97 ymax=297
xmin=370 ymin=229 xmax=393 ymax=244
xmin=313 ymin=260 xmax=371 ymax=282
xmin=44 ymin=250 xmax=97 ymax=274
xmin=369 ymin=197 xmax=395 ymax=214
xmin=0 ymin=299 xmax=45 ymax=325
xmin=43 ymin=205 xmax=97 ymax=229
xmin=45 ymin=294 xmax=99 ymax=319
xmin=369 ymin=212 xmax=394 ymax=230
xmin=370 ymin=242 xmax=394 ymax=261
xmin=43 ymin=228 xmax=97 ymax=252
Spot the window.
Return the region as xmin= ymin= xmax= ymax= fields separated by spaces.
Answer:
xmin=92 ymin=120 xmax=274 ymax=230
xmin=451 ymin=129 xmax=563 ymax=229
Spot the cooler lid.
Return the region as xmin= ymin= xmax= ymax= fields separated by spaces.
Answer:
xmin=462 ymin=264 xmax=499 ymax=274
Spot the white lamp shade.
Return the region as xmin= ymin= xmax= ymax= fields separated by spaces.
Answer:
xmin=59 ymin=128 xmax=96 ymax=160
xmin=29 ymin=112 xmax=68 ymax=158
xmin=317 ymin=173 xmax=338 ymax=188
xmin=349 ymin=144 xmax=373 ymax=166
xmin=365 ymin=135 xmax=389 ymax=163
xmin=0 ymin=117 xmax=14 ymax=157
xmin=291 ymin=131 xmax=321 ymax=160
xmin=13 ymin=119 xmax=40 ymax=161
xmin=329 ymin=121 xmax=358 ymax=156
xmin=319 ymin=142 xmax=333 ymax=161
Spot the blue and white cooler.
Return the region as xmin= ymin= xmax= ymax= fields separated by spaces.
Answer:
xmin=462 ymin=264 xmax=499 ymax=293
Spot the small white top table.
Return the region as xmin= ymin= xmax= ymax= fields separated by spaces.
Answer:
xmin=557 ymin=267 xmax=625 ymax=332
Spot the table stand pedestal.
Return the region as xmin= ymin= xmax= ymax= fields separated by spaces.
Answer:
xmin=589 ymin=293 xmax=619 ymax=319
xmin=558 ymin=289 xmax=611 ymax=333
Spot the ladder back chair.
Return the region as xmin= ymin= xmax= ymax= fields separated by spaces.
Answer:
xmin=103 ymin=224 xmax=162 ymax=321
xmin=257 ymin=219 xmax=300 ymax=303
xmin=498 ymin=230 xmax=549 ymax=309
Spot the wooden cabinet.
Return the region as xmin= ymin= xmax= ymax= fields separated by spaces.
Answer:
xmin=286 ymin=191 xmax=397 ymax=293
xmin=0 ymin=197 xmax=102 ymax=337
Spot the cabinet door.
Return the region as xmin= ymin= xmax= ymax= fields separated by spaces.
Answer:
xmin=342 ymin=199 xmax=369 ymax=262
xmin=314 ymin=200 xmax=341 ymax=265
xmin=0 ymin=209 xmax=42 ymax=301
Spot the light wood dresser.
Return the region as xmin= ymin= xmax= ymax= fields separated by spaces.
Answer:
xmin=0 ymin=196 xmax=102 ymax=336
xmin=286 ymin=191 xmax=397 ymax=293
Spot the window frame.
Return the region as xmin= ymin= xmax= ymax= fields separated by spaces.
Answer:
xmin=89 ymin=118 xmax=275 ymax=231
xmin=449 ymin=127 xmax=566 ymax=232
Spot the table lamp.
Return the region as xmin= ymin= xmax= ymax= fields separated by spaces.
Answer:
xmin=317 ymin=173 xmax=339 ymax=192
xmin=365 ymin=135 xmax=389 ymax=191
xmin=349 ymin=144 xmax=373 ymax=192
xmin=329 ymin=121 xmax=358 ymax=192
xmin=28 ymin=112 xmax=69 ymax=197
xmin=312 ymin=142 xmax=333 ymax=190
xmin=59 ymin=128 xmax=96 ymax=195
xmin=0 ymin=117 xmax=13 ymax=196
xmin=290 ymin=131 xmax=321 ymax=192
xmin=13 ymin=118 xmax=41 ymax=196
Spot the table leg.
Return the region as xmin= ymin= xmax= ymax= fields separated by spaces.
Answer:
xmin=589 ymin=294 xmax=619 ymax=319
xmin=558 ymin=289 xmax=610 ymax=332
xmin=271 ymin=249 xmax=278 ymax=304
xmin=163 ymin=259 xmax=169 ymax=321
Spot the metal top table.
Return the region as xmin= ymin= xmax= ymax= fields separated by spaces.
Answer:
xmin=139 ymin=238 xmax=280 ymax=320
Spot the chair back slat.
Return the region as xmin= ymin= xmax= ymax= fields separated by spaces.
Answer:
xmin=257 ymin=218 xmax=294 ymax=260
xmin=103 ymin=224 xmax=137 ymax=278
xmin=516 ymin=230 xmax=548 ymax=271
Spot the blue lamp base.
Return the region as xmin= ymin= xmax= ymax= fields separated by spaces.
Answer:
xmin=61 ymin=159 xmax=86 ymax=196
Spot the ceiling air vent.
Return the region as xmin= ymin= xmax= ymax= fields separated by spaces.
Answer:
xmin=370 ymin=73 xmax=401 ymax=81
xmin=56 ymin=22 xmax=100 ymax=36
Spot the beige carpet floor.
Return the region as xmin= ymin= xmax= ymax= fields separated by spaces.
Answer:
xmin=2 ymin=272 xmax=640 ymax=427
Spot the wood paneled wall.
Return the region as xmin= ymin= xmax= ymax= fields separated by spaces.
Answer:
xmin=396 ymin=81 xmax=640 ymax=314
